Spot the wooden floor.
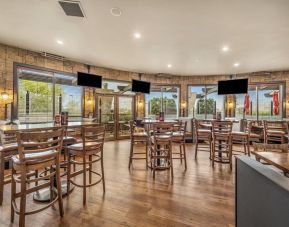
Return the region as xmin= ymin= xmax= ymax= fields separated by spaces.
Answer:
xmin=0 ymin=140 xmax=235 ymax=227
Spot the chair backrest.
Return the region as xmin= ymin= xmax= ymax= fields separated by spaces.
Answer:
xmin=263 ymin=120 xmax=286 ymax=133
xmin=0 ymin=131 xmax=17 ymax=146
xmin=82 ymin=125 xmax=105 ymax=142
xmin=17 ymin=128 xmax=64 ymax=162
xmin=152 ymin=123 xmax=174 ymax=136
xmin=253 ymin=143 xmax=288 ymax=153
xmin=212 ymin=121 xmax=233 ymax=140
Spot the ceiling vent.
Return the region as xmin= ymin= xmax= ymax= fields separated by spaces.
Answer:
xmin=58 ymin=0 xmax=85 ymax=17
xmin=41 ymin=52 xmax=66 ymax=61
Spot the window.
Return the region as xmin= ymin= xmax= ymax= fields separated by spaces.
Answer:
xmin=188 ymin=85 xmax=224 ymax=119
xmin=145 ymin=85 xmax=179 ymax=119
xmin=188 ymin=82 xmax=284 ymax=120
xmin=17 ymin=66 xmax=83 ymax=123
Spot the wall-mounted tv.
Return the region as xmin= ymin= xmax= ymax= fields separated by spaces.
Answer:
xmin=131 ymin=79 xmax=151 ymax=94
xmin=77 ymin=72 xmax=102 ymax=88
xmin=218 ymin=78 xmax=248 ymax=95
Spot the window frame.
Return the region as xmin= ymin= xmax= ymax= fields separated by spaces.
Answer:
xmin=187 ymin=81 xmax=286 ymax=120
xmin=13 ymin=62 xmax=84 ymax=122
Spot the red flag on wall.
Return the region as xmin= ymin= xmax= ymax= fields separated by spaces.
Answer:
xmin=273 ymin=91 xmax=279 ymax=115
xmin=244 ymin=94 xmax=250 ymax=115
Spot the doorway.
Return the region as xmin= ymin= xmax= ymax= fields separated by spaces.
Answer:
xmin=96 ymin=94 xmax=135 ymax=139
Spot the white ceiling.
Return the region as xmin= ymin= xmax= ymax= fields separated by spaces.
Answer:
xmin=0 ymin=0 xmax=289 ymax=76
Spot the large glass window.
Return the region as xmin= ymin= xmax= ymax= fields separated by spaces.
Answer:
xmin=188 ymin=85 xmax=224 ymax=119
xmin=188 ymin=82 xmax=284 ymax=120
xmin=145 ymin=85 xmax=179 ymax=119
xmin=17 ymin=66 xmax=82 ymax=123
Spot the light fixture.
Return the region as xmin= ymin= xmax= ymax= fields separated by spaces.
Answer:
xmin=110 ymin=7 xmax=122 ymax=16
xmin=1 ymin=91 xmax=9 ymax=100
xmin=222 ymin=45 xmax=229 ymax=52
xmin=167 ymin=64 xmax=172 ymax=68
xmin=134 ymin=33 xmax=141 ymax=39
xmin=56 ymin=40 xmax=64 ymax=45
xmin=234 ymin=62 xmax=240 ymax=67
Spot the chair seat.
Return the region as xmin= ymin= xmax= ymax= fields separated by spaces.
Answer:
xmin=172 ymin=131 xmax=184 ymax=137
xmin=68 ymin=142 xmax=101 ymax=150
xmin=63 ymin=136 xmax=77 ymax=145
xmin=0 ymin=143 xmax=18 ymax=153
xmin=267 ymin=130 xmax=286 ymax=135
xmin=232 ymin=131 xmax=248 ymax=137
xmin=133 ymin=132 xmax=148 ymax=137
xmin=11 ymin=150 xmax=57 ymax=171
xmin=249 ymin=133 xmax=261 ymax=138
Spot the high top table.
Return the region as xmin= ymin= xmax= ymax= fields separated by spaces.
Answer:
xmin=0 ymin=121 xmax=99 ymax=202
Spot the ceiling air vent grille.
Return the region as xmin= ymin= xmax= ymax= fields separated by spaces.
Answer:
xmin=58 ymin=0 xmax=85 ymax=17
xmin=41 ymin=52 xmax=65 ymax=61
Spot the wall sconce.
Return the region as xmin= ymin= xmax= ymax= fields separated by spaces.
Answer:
xmin=138 ymin=100 xmax=143 ymax=107
xmin=1 ymin=91 xmax=9 ymax=100
xmin=87 ymin=98 xmax=92 ymax=105
xmin=181 ymin=101 xmax=187 ymax=109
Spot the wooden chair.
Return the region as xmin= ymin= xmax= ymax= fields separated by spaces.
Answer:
xmin=11 ymin=128 xmax=64 ymax=227
xmin=244 ymin=120 xmax=263 ymax=143
xmin=67 ymin=125 xmax=105 ymax=205
xmin=0 ymin=131 xmax=18 ymax=205
xmin=128 ymin=120 xmax=149 ymax=169
xmin=263 ymin=120 xmax=286 ymax=144
xmin=172 ymin=121 xmax=187 ymax=170
xmin=211 ymin=121 xmax=233 ymax=169
xmin=150 ymin=123 xmax=174 ymax=179
xmin=193 ymin=119 xmax=212 ymax=159
xmin=232 ymin=130 xmax=249 ymax=156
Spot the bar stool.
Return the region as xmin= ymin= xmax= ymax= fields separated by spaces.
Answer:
xmin=263 ymin=120 xmax=287 ymax=144
xmin=211 ymin=121 xmax=233 ymax=169
xmin=150 ymin=123 xmax=174 ymax=179
xmin=67 ymin=125 xmax=105 ymax=205
xmin=193 ymin=119 xmax=212 ymax=159
xmin=11 ymin=128 xmax=64 ymax=227
xmin=128 ymin=120 xmax=149 ymax=169
xmin=0 ymin=131 xmax=18 ymax=205
xmin=172 ymin=121 xmax=187 ymax=169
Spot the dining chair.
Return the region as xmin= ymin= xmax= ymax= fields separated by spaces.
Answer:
xmin=67 ymin=125 xmax=105 ymax=205
xmin=211 ymin=121 xmax=233 ymax=169
xmin=128 ymin=120 xmax=149 ymax=169
xmin=0 ymin=131 xmax=18 ymax=205
xmin=263 ymin=120 xmax=286 ymax=144
xmin=172 ymin=121 xmax=187 ymax=170
xmin=11 ymin=128 xmax=64 ymax=227
xmin=150 ymin=123 xmax=174 ymax=179
xmin=193 ymin=119 xmax=212 ymax=159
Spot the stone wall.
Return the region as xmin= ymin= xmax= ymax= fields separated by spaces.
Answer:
xmin=0 ymin=42 xmax=289 ymax=120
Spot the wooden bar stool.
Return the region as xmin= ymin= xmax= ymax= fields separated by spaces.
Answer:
xmin=193 ymin=119 xmax=212 ymax=159
xmin=263 ymin=120 xmax=286 ymax=144
xmin=11 ymin=128 xmax=64 ymax=227
xmin=0 ymin=131 xmax=18 ymax=205
xmin=128 ymin=120 xmax=149 ymax=169
xmin=172 ymin=121 xmax=187 ymax=169
xmin=150 ymin=123 xmax=174 ymax=179
xmin=211 ymin=121 xmax=233 ymax=169
xmin=67 ymin=125 xmax=105 ymax=205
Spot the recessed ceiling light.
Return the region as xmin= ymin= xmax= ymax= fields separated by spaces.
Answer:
xmin=167 ymin=64 xmax=172 ymax=68
xmin=56 ymin=40 xmax=64 ymax=45
xmin=234 ymin=62 xmax=240 ymax=67
xmin=222 ymin=45 xmax=229 ymax=52
xmin=134 ymin=33 xmax=141 ymax=39
xmin=110 ymin=7 xmax=122 ymax=16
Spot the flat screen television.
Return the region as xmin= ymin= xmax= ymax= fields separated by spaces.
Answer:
xmin=218 ymin=78 xmax=248 ymax=95
xmin=131 ymin=79 xmax=151 ymax=94
xmin=77 ymin=72 xmax=102 ymax=88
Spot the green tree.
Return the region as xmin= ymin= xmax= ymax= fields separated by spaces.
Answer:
xmin=197 ymin=97 xmax=215 ymax=114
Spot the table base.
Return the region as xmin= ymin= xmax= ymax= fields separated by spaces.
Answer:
xmin=33 ymin=180 xmax=74 ymax=202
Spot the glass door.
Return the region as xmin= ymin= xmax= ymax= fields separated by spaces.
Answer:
xmin=97 ymin=94 xmax=135 ymax=139
xmin=97 ymin=95 xmax=116 ymax=139
xmin=118 ymin=96 xmax=134 ymax=138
